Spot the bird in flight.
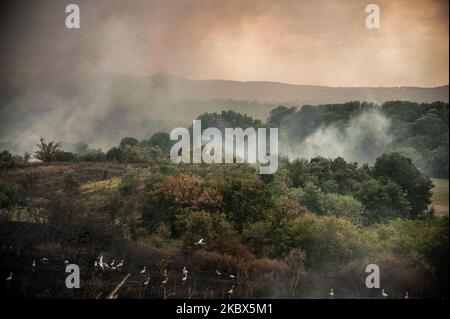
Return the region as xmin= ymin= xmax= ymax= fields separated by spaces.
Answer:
xmin=194 ymin=238 xmax=206 ymax=245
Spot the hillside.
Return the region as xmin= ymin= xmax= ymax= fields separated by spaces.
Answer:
xmin=1 ymin=72 xmax=448 ymax=105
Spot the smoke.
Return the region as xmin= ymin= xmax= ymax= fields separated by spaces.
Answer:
xmin=0 ymin=0 xmax=447 ymax=155
xmin=281 ymin=110 xmax=392 ymax=165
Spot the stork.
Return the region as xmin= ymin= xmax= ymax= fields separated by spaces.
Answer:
xmin=329 ymin=288 xmax=334 ymax=298
xmin=5 ymin=272 xmax=12 ymax=281
xmin=227 ymin=285 xmax=234 ymax=297
xmin=143 ymin=277 xmax=151 ymax=286
xmin=215 ymin=270 xmax=222 ymax=276
xmin=404 ymin=291 xmax=409 ymax=299
xmin=229 ymin=274 xmax=236 ymax=279
xmin=140 ymin=266 xmax=146 ymax=274
xmin=99 ymin=256 xmax=109 ymax=270
xmin=98 ymin=256 xmax=105 ymax=271
xmin=32 ymin=259 xmax=36 ymax=270
xmin=182 ymin=266 xmax=188 ymax=276
xmin=381 ymin=289 xmax=388 ymax=298
xmin=161 ymin=277 xmax=168 ymax=285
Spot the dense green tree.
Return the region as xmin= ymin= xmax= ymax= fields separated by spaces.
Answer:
xmin=220 ymin=177 xmax=274 ymax=232
xmin=106 ymin=146 xmax=123 ymax=161
xmin=299 ymin=182 xmax=324 ymax=214
xmin=355 ymin=179 xmax=411 ymax=224
xmin=373 ymin=153 xmax=433 ymax=218
xmin=141 ymin=132 xmax=173 ymax=153
xmin=119 ymin=137 xmax=139 ymax=148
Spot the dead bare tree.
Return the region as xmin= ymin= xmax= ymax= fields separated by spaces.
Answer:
xmin=107 ymin=273 xmax=131 ymax=299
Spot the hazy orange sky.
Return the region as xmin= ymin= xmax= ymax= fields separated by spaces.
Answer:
xmin=1 ymin=0 xmax=448 ymax=87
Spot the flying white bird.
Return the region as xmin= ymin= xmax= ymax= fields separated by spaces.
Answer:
xmin=215 ymin=270 xmax=222 ymax=276
xmin=329 ymin=288 xmax=334 ymax=298
xmin=382 ymin=289 xmax=388 ymax=298
xmin=5 ymin=272 xmax=12 ymax=281
xmin=143 ymin=277 xmax=151 ymax=286
xmin=140 ymin=266 xmax=146 ymax=274
xmin=404 ymin=292 xmax=409 ymax=299
xmin=194 ymin=238 xmax=206 ymax=245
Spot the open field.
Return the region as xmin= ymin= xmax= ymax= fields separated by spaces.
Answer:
xmin=431 ymin=178 xmax=449 ymax=216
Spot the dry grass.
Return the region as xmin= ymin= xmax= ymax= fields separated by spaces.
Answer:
xmin=430 ymin=178 xmax=449 ymax=216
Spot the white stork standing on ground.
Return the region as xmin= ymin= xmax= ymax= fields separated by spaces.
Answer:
xmin=98 ymin=255 xmax=105 ymax=271
xmin=181 ymin=267 xmax=188 ymax=282
xmin=227 ymin=285 xmax=234 ymax=297
xmin=329 ymin=288 xmax=334 ymax=298
xmin=381 ymin=289 xmax=388 ymax=298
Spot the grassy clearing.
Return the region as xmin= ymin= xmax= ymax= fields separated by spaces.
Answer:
xmin=431 ymin=178 xmax=449 ymax=216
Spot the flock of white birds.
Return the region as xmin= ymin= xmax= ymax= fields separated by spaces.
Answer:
xmin=3 ymin=238 xmax=410 ymax=299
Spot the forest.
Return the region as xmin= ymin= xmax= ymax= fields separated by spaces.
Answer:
xmin=0 ymin=101 xmax=448 ymax=299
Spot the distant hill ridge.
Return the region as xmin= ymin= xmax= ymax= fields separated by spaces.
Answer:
xmin=0 ymin=72 xmax=448 ymax=105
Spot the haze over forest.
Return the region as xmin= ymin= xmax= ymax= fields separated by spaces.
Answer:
xmin=0 ymin=71 xmax=448 ymax=154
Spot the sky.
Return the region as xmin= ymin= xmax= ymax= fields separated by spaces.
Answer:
xmin=0 ymin=0 xmax=448 ymax=87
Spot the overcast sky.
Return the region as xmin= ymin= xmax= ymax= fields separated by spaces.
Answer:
xmin=0 ymin=0 xmax=448 ymax=87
